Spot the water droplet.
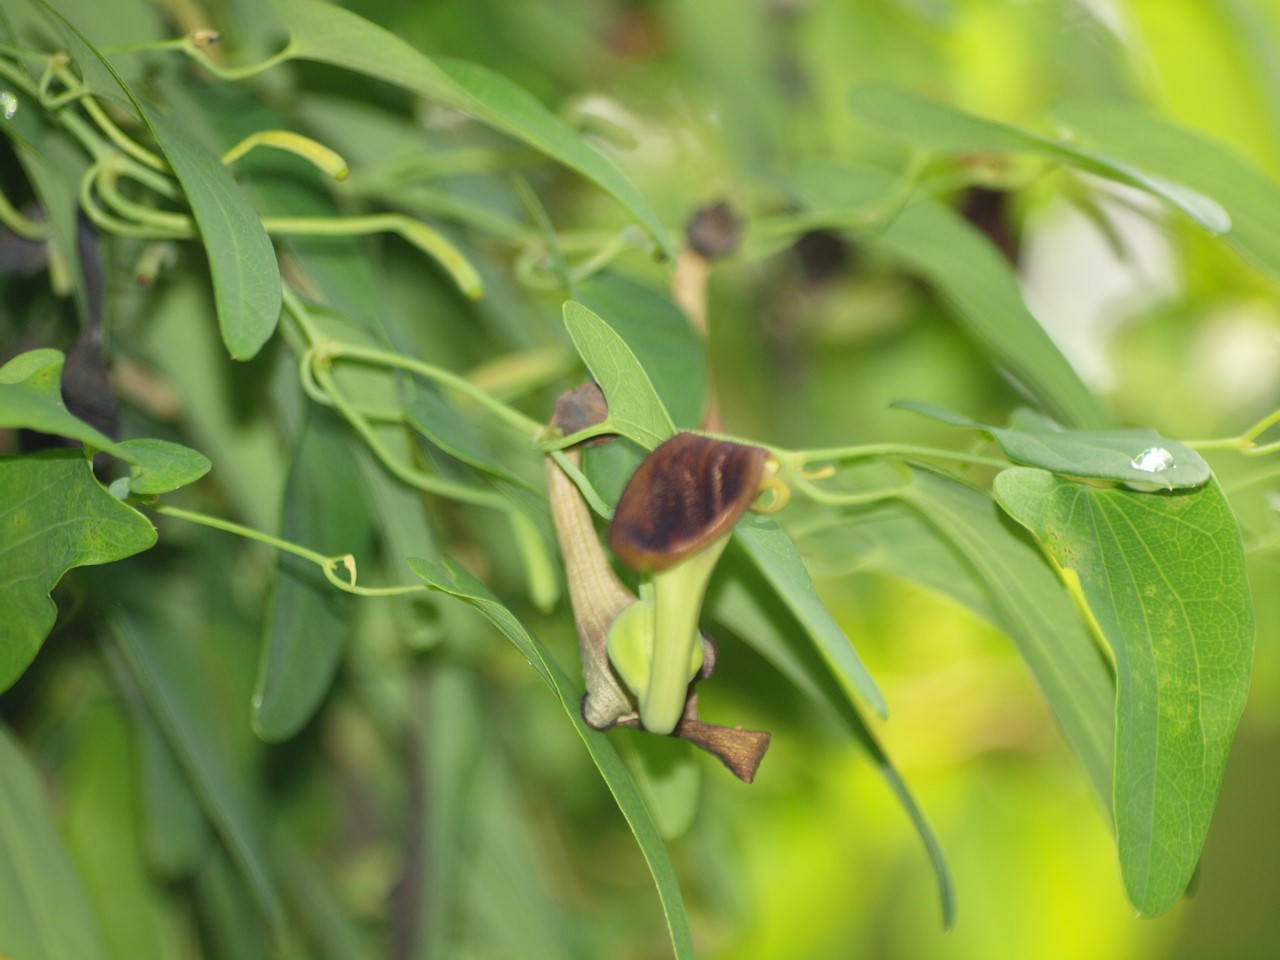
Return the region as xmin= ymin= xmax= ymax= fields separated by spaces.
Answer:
xmin=1131 ymin=447 xmax=1174 ymax=473
xmin=0 ymin=92 xmax=17 ymax=121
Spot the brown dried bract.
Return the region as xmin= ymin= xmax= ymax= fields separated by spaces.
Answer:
xmin=552 ymin=381 xmax=609 ymax=438
xmin=685 ymin=201 xmax=743 ymax=260
xmin=607 ymin=433 xmax=767 ymax=572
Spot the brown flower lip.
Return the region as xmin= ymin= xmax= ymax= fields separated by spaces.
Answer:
xmin=606 ymin=433 xmax=768 ymax=573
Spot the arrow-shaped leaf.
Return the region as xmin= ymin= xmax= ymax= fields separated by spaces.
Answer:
xmin=995 ymin=468 xmax=1253 ymax=915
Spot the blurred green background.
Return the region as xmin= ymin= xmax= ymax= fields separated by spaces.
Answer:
xmin=348 ymin=2 xmax=1280 ymax=956
xmin=4 ymin=0 xmax=1280 ymax=958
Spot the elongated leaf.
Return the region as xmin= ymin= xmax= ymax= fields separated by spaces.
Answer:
xmin=117 ymin=438 xmax=212 ymax=495
xmin=102 ymin=643 xmax=211 ymax=879
xmin=107 ymin=610 xmax=286 ymax=943
xmin=850 ymin=84 xmax=1230 ymax=232
xmin=405 ymin=384 xmax=531 ymax=489
xmin=407 ymin=556 xmax=695 ymax=960
xmin=275 ymin=842 xmax=367 ymax=960
xmin=29 ymin=1 xmax=283 ymax=360
xmin=563 ymin=300 xmax=676 ymax=448
xmin=268 ymin=0 xmax=672 ymax=257
xmin=1054 ymin=99 xmax=1280 ymax=278
xmin=734 ymin=514 xmax=887 ymax=718
xmin=140 ymin=107 xmax=283 ymax=360
xmin=900 ymin=469 xmax=1115 ymax=801
xmin=793 ymin=164 xmax=1108 ymax=428
xmin=254 ymin=407 xmax=374 ymax=741
xmin=577 ymin=274 xmax=708 ymax=430
xmin=620 ymin=736 xmax=702 ymax=841
xmin=408 ymin=665 xmax=485 ymax=960
xmin=0 ymin=349 xmax=130 ymax=459
xmin=994 ymin=469 xmax=1253 ymax=916
xmin=0 ymin=59 xmax=91 ymax=320
xmin=897 ymin=401 xmax=1210 ymax=489
xmin=707 ymin=564 xmax=955 ymax=928
xmin=0 ymin=450 xmax=156 ymax=691
xmin=0 ymin=724 xmax=109 ymax=960
xmin=792 ymin=501 xmax=997 ymax=623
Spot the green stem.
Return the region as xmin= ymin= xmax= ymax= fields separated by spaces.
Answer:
xmin=183 ymin=43 xmax=293 ymax=81
xmin=535 ymin=422 xmax=620 ymax=451
xmin=49 ymin=63 xmax=168 ymax=172
xmin=221 ymin=130 xmax=349 ymax=179
xmin=0 ymin=43 xmax=49 ymax=63
xmin=511 ymin=172 xmax=572 ymax=295
xmin=79 ymin=163 xmax=186 ymax=239
xmin=324 ymin=341 xmax=544 ymax=438
xmin=97 ymin=37 xmax=188 ymax=56
xmin=0 ymin=57 xmax=41 ymax=97
xmin=262 ymin=213 xmax=482 ymax=297
xmin=788 ymin=473 xmax=913 ymax=507
xmin=281 ymin=284 xmax=322 ymax=343
xmin=365 ymin=184 xmax=534 ymax=243
xmin=150 ymin=502 xmax=332 ymax=567
xmin=285 ymin=285 xmax=504 ymax=512
xmin=312 ymin=362 xmax=509 ymax=510
xmin=779 ymin=442 xmax=1010 ymax=471
xmin=149 ymin=503 xmax=427 ymax=597
xmin=0 ymin=183 xmax=48 ymax=240
xmin=1187 ymin=407 xmax=1280 ymax=455
xmin=96 ymin=164 xmax=193 ymax=233
xmin=549 ymin=449 xmax=613 ymax=518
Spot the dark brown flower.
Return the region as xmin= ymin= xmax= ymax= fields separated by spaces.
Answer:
xmin=607 ymin=432 xmax=768 ymax=572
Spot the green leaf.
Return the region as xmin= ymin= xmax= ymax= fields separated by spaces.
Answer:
xmin=793 ymin=163 xmax=1108 ymax=428
xmin=1054 ymin=99 xmax=1280 ymax=280
xmin=0 ymin=449 xmax=156 ymax=692
xmin=254 ymin=408 xmax=374 ymax=742
xmin=409 ymin=665 xmax=486 ymax=959
xmin=117 ymin=438 xmax=212 ymax=495
xmin=619 ymin=735 xmax=702 ymax=842
xmin=268 ymin=0 xmax=672 ymax=258
xmin=901 ymin=469 xmax=1115 ymax=802
xmin=139 ymin=106 xmax=283 ymax=360
xmin=994 ymin=468 xmax=1253 ymax=916
xmin=793 ymin=501 xmax=997 ymax=623
xmin=107 ymin=609 xmax=287 ymax=943
xmin=405 ymin=384 xmax=531 ymax=489
xmin=0 ymin=723 xmax=109 ymax=960
xmin=0 ymin=64 xmax=92 ymax=320
xmin=850 ymin=84 xmax=1230 ymax=232
xmin=28 ymin=1 xmax=284 ymax=360
xmin=577 ymin=274 xmax=709 ymax=430
xmin=407 ymin=556 xmax=695 ymax=960
xmin=897 ymin=401 xmax=1211 ymax=489
xmin=563 ymin=300 xmax=676 ymax=448
xmin=104 ymin=644 xmax=211 ymax=879
xmin=733 ymin=514 xmax=887 ymax=718
xmin=707 ymin=564 xmax=955 ymax=929
xmin=0 ymin=349 xmax=129 ymax=459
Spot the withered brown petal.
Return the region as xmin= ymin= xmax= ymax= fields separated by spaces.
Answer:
xmin=552 ymin=381 xmax=610 ymax=438
xmin=607 ymin=432 xmax=767 ymax=572
xmin=685 ymin=200 xmax=743 ymax=260
xmin=674 ymin=719 xmax=771 ymax=783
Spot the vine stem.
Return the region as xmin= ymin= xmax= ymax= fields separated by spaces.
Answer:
xmin=148 ymin=503 xmax=427 ymax=597
xmin=282 ymin=286 xmax=511 ymax=509
xmin=1187 ymin=407 xmax=1280 ymax=456
xmin=311 ymin=361 xmax=511 ymax=511
xmin=321 ymin=340 xmax=546 ymax=438
xmin=775 ymin=442 xmax=1010 ymax=471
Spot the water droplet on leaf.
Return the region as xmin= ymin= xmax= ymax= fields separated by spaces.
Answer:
xmin=1131 ymin=447 xmax=1174 ymax=473
xmin=1 ymin=92 xmax=17 ymax=121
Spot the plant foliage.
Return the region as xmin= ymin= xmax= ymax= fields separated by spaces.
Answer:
xmin=0 ymin=0 xmax=1275 ymax=956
